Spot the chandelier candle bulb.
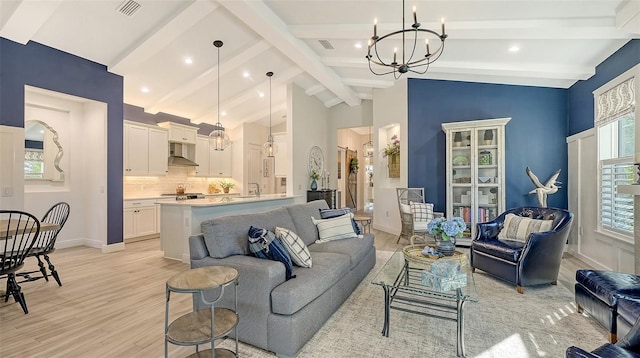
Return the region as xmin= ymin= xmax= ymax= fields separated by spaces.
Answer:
xmin=425 ymin=39 xmax=430 ymax=55
xmin=374 ymin=18 xmax=377 ymax=37
xmin=413 ymin=6 xmax=417 ymax=25
xmin=393 ymin=48 xmax=397 ymax=63
xmin=441 ymin=18 xmax=445 ymax=35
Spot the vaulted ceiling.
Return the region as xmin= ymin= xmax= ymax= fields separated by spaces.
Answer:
xmin=1 ymin=0 xmax=638 ymax=130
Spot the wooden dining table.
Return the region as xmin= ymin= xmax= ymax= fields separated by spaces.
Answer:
xmin=0 ymin=219 xmax=60 ymax=238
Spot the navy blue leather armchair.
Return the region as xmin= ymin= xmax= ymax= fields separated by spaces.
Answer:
xmin=566 ymin=307 xmax=640 ymax=358
xmin=470 ymin=207 xmax=573 ymax=294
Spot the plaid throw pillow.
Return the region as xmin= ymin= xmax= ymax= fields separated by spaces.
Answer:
xmin=275 ymin=227 xmax=313 ymax=268
xmin=497 ymin=214 xmax=553 ymax=243
xmin=410 ymin=202 xmax=434 ymax=222
xmin=248 ymin=226 xmax=296 ymax=280
xmin=312 ymin=214 xmax=359 ymax=243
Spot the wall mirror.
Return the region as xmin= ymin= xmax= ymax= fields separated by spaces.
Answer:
xmin=24 ymin=120 xmax=65 ymax=181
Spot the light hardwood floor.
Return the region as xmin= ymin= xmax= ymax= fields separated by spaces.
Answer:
xmin=0 ymin=229 xmax=593 ymax=357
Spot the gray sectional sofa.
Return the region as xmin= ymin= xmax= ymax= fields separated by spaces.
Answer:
xmin=189 ymin=200 xmax=376 ymax=357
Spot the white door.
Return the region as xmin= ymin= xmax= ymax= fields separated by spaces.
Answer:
xmin=248 ymin=145 xmax=262 ymax=195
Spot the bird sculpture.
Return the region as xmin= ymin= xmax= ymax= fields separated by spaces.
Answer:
xmin=526 ymin=167 xmax=561 ymax=207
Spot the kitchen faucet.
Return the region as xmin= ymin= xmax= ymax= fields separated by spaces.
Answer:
xmin=249 ymin=182 xmax=261 ymax=197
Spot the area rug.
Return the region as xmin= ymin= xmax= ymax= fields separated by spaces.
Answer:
xmin=220 ymin=250 xmax=607 ymax=357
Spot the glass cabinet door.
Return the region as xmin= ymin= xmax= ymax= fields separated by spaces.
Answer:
xmin=476 ymin=127 xmax=499 ymax=222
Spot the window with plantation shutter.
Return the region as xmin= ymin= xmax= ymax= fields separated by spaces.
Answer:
xmin=595 ymin=74 xmax=635 ymax=237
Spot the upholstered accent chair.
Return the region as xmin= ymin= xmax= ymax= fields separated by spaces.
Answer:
xmin=396 ymin=188 xmax=442 ymax=244
xmin=470 ymin=206 xmax=573 ymax=294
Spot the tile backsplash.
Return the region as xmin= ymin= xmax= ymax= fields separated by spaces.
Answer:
xmin=124 ymin=166 xmax=237 ymax=197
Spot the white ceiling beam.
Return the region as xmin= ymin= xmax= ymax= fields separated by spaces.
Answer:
xmin=617 ymin=0 xmax=640 ymax=35
xmin=0 ymin=0 xmax=62 ymax=44
xmin=324 ymin=57 xmax=594 ymax=81
xmin=193 ymin=67 xmax=304 ymax=122
xmin=218 ymin=0 xmax=361 ymax=107
xmin=342 ymin=78 xmax=395 ymax=88
xmin=109 ymin=1 xmax=219 ymax=75
xmin=357 ymin=92 xmax=373 ymax=100
xmin=147 ymin=40 xmax=272 ymax=114
xmin=305 ymin=84 xmax=326 ymax=96
xmin=324 ymin=98 xmax=343 ymax=108
xmin=290 ymin=18 xmax=629 ymax=40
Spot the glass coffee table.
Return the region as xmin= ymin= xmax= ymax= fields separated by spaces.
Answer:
xmin=372 ymin=248 xmax=477 ymax=357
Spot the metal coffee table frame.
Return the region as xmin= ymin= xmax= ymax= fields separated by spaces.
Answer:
xmin=372 ymin=251 xmax=477 ymax=357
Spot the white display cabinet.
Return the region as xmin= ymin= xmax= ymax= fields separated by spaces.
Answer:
xmin=442 ymin=118 xmax=510 ymax=246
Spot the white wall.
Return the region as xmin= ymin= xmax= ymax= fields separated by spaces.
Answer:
xmin=0 ymin=125 xmax=25 ymax=209
xmin=372 ymin=79 xmax=408 ymax=235
xmin=21 ymin=88 xmax=108 ymax=249
xmin=288 ymin=84 xmax=329 ymax=199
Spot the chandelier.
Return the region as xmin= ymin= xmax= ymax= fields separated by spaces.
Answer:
xmin=209 ymin=40 xmax=230 ymax=151
xmin=262 ymin=71 xmax=278 ymax=157
xmin=366 ymin=0 xmax=447 ymax=79
xmin=363 ymin=126 xmax=374 ymax=158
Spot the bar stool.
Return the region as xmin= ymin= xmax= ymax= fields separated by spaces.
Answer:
xmin=165 ymin=266 xmax=239 ymax=357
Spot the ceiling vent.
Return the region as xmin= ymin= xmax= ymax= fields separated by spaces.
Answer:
xmin=116 ymin=0 xmax=142 ymax=17
xmin=318 ymin=40 xmax=334 ymax=50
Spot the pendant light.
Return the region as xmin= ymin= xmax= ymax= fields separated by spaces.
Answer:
xmin=262 ymin=71 xmax=278 ymax=157
xmin=208 ymin=40 xmax=230 ymax=151
xmin=363 ymin=126 xmax=374 ymax=158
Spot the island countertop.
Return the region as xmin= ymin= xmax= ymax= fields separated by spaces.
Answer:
xmin=156 ymin=194 xmax=298 ymax=207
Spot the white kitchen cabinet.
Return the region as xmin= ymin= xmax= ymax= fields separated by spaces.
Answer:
xmin=158 ymin=121 xmax=198 ymax=144
xmin=442 ymin=117 xmax=510 ymax=246
xmin=193 ymin=135 xmax=232 ymax=177
xmin=124 ymin=121 xmax=168 ymax=176
xmin=124 ymin=199 xmax=159 ymax=240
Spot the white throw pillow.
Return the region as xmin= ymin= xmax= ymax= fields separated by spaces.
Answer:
xmin=400 ymin=203 xmax=411 ymax=214
xmin=497 ymin=213 xmax=553 ymax=243
xmin=311 ymin=213 xmax=359 ymax=243
xmin=275 ymin=227 xmax=312 ymax=268
xmin=410 ymin=202 xmax=434 ymax=222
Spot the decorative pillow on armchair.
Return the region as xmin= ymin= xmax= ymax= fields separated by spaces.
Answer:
xmin=248 ymin=226 xmax=296 ymax=280
xmin=409 ymin=202 xmax=434 ymax=222
xmin=497 ymin=213 xmax=553 ymax=243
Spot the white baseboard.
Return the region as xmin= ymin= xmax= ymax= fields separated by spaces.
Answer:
xmin=373 ymin=223 xmax=398 ymax=236
xmin=55 ymin=239 xmax=86 ymax=249
xmin=102 ymin=242 xmax=125 ymax=253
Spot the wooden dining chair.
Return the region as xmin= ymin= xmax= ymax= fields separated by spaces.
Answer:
xmin=19 ymin=202 xmax=69 ymax=286
xmin=0 ymin=210 xmax=40 ymax=314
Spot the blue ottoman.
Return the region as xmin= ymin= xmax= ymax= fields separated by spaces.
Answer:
xmin=575 ymin=270 xmax=640 ymax=343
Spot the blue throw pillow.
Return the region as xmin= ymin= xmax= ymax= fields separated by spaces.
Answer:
xmin=319 ymin=208 xmax=361 ymax=235
xmin=248 ymin=226 xmax=296 ymax=280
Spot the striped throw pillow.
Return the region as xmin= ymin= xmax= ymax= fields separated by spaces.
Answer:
xmin=311 ymin=213 xmax=359 ymax=243
xmin=497 ymin=213 xmax=553 ymax=243
xmin=275 ymin=227 xmax=312 ymax=268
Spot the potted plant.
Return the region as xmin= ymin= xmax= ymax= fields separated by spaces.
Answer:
xmin=350 ymin=158 xmax=359 ymax=174
xmin=382 ymin=134 xmax=400 ymax=178
xmin=219 ymin=180 xmax=235 ymax=193
xmin=427 ymin=217 xmax=467 ymax=256
xmin=310 ymin=169 xmax=320 ymax=191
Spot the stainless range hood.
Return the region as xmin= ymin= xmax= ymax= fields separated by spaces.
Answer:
xmin=168 ymin=143 xmax=199 ymax=167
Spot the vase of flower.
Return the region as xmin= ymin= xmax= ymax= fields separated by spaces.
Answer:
xmin=310 ymin=179 xmax=318 ymax=191
xmin=310 ymin=169 xmax=320 ymax=191
xmin=427 ymin=217 xmax=467 ymax=256
xmin=388 ymin=154 xmax=400 ymax=178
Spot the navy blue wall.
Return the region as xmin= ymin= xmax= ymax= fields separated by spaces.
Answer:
xmin=0 ymin=39 xmax=124 ymax=245
xmin=568 ymin=39 xmax=640 ymax=136
xmin=408 ymin=79 xmax=568 ymax=212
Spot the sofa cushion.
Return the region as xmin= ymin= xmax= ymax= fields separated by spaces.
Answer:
xmin=276 ymin=227 xmax=312 ymax=268
xmin=248 ymin=226 xmax=296 ymax=280
xmin=271 ymin=252 xmax=350 ymax=315
xmin=201 ymin=207 xmax=297 ymax=259
xmin=312 ymin=214 xmax=359 ymax=243
xmin=309 ymin=233 xmax=374 ymax=269
xmin=497 ymin=213 xmax=553 ymax=243
xmin=576 ymin=270 xmax=640 ymax=306
xmin=319 ymin=208 xmax=361 ymax=235
xmin=287 ymin=200 xmax=329 ymax=247
xmin=472 ymin=236 xmax=525 ymax=263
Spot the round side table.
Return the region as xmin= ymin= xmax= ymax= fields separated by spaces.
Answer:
xmin=354 ymin=215 xmax=372 ymax=233
xmin=165 ymin=266 xmax=239 ymax=358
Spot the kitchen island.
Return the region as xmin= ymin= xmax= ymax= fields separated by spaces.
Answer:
xmin=158 ymin=194 xmax=301 ymax=263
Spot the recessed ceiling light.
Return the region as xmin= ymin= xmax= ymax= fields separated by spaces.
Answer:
xmin=258 ymin=92 xmax=264 ymax=98
xmin=141 ymin=87 xmax=150 ymax=93
xmin=243 ymin=71 xmax=250 ymax=78
xmin=508 ymin=46 xmax=520 ymax=53
xmin=355 ymin=42 xmax=362 ymax=49
xmin=184 ymin=57 xmax=193 ymax=65
xmin=221 ymin=111 xmax=227 ymax=116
